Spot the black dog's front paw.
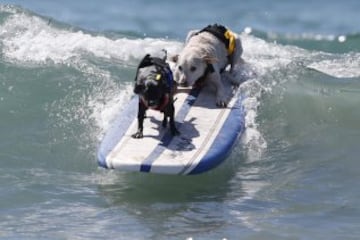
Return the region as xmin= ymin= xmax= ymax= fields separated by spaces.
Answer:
xmin=131 ymin=131 xmax=144 ymax=139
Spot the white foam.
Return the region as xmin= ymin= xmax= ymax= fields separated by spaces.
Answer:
xmin=0 ymin=13 xmax=183 ymax=65
xmin=307 ymin=53 xmax=360 ymax=78
xmin=88 ymin=83 xmax=134 ymax=139
xmin=236 ymin=33 xmax=315 ymax=159
xmin=240 ymin=33 xmax=307 ymax=76
xmin=238 ymin=79 xmax=268 ymax=160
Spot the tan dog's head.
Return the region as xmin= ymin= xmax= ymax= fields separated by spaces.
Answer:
xmin=172 ymin=51 xmax=215 ymax=87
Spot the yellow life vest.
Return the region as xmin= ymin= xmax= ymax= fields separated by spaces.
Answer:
xmin=224 ymin=29 xmax=236 ymax=56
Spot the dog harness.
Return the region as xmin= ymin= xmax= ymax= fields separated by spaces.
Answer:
xmin=193 ymin=24 xmax=236 ymax=89
xmin=134 ymin=53 xmax=174 ymax=112
xmin=198 ymin=24 xmax=236 ymax=57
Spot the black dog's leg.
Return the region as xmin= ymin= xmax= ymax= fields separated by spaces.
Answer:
xmin=162 ymin=115 xmax=168 ymax=128
xmin=167 ymin=103 xmax=180 ymax=136
xmin=132 ymin=101 xmax=147 ymax=139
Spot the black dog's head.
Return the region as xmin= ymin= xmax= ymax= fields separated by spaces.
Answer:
xmin=134 ymin=65 xmax=167 ymax=109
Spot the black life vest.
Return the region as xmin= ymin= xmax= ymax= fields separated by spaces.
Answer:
xmin=198 ymin=24 xmax=236 ymax=56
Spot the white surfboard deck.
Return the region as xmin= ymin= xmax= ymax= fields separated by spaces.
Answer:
xmin=97 ymin=81 xmax=245 ymax=175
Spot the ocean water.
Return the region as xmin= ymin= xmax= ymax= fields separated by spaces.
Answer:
xmin=1 ymin=1 xmax=360 ymax=239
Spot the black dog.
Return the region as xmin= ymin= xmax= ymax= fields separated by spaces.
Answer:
xmin=132 ymin=53 xmax=179 ymax=139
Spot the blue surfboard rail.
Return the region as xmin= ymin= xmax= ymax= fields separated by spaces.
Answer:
xmin=188 ymin=95 xmax=245 ymax=174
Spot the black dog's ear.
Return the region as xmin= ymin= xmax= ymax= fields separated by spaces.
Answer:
xmin=134 ymin=84 xmax=145 ymax=94
xmin=137 ymin=54 xmax=153 ymax=69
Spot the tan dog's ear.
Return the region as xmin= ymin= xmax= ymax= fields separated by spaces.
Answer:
xmin=170 ymin=54 xmax=179 ymax=63
xmin=203 ymin=56 xmax=218 ymax=64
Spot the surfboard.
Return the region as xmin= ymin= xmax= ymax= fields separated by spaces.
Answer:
xmin=97 ymin=81 xmax=245 ymax=175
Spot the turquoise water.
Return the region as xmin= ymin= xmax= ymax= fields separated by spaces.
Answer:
xmin=1 ymin=1 xmax=360 ymax=239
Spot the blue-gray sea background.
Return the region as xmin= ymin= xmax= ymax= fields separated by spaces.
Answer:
xmin=1 ymin=1 xmax=360 ymax=239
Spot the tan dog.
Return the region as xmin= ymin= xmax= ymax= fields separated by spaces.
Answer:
xmin=173 ymin=24 xmax=243 ymax=107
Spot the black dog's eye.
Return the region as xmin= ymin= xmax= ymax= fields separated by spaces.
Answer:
xmin=190 ymin=66 xmax=197 ymax=72
xmin=178 ymin=66 xmax=183 ymax=72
